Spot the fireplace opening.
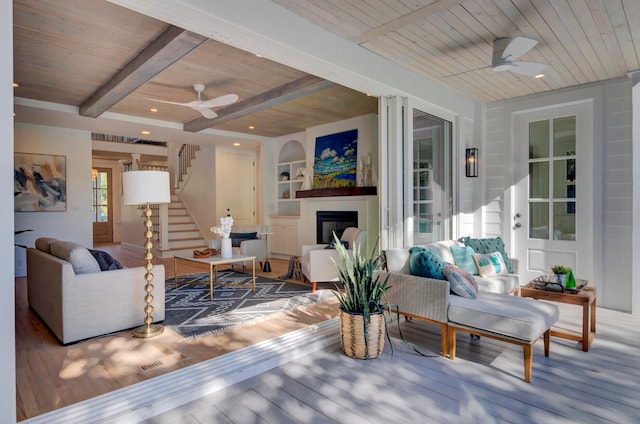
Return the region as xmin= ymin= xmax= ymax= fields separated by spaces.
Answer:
xmin=316 ymin=211 xmax=358 ymax=244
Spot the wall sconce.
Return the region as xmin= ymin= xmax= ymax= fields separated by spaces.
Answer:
xmin=465 ymin=148 xmax=478 ymax=178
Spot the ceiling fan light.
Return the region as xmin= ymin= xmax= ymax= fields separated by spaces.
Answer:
xmin=535 ymin=73 xmax=545 ymax=78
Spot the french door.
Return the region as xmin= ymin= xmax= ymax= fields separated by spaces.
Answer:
xmin=513 ymin=101 xmax=593 ymax=283
xmin=92 ymin=168 xmax=113 ymax=243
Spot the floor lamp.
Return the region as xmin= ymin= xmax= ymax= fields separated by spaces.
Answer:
xmin=123 ymin=170 xmax=171 ymax=338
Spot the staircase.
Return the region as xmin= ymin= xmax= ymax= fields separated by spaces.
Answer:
xmin=160 ymin=195 xmax=208 ymax=258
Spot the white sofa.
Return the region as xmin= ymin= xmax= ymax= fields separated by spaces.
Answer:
xmin=27 ymin=238 xmax=165 ymax=344
xmin=300 ymin=227 xmax=366 ymax=292
xmin=209 ymin=224 xmax=268 ymax=271
xmin=382 ymin=240 xmax=559 ymax=383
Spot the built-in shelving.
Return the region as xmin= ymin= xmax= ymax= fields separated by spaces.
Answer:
xmin=276 ymin=140 xmax=306 ymax=216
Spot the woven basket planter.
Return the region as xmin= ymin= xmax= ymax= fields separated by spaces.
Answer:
xmin=339 ymin=308 xmax=385 ymax=359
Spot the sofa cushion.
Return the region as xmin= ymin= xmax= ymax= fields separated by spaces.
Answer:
xmin=230 ymin=232 xmax=257 ymax=247
xmin=448 ymin=292 xmax=559 ymax=342
xmin=89 ymin=249 xmax=124 ymax=271
xmin=443 ymin=265 xmax=478 ymax=299
xmin=425 ymin=240 xmax=463 ymax=264
xmin=449 ymin=245 xmax=478 ymax=275
xmin=409 ymin=247 xmax=448 ymax=280
xmin=35 ymin=237 xmax=58 ymax=253
xmin=473 ymin=252 xmax=509 ymax=277
xmin=383 ymin=248 xmax=411 ymax=274
xmin=459 ymin=236 xmax=514 ymax=273
xmin=475 ymin=274 xmax=520 ymax=294
xmin=49 ymin=241 xmax=101 ymax=274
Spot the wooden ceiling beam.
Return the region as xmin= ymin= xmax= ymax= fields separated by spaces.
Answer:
xmin=184 ymin=75 xmax=335 ymax=132
xmin=79 ymin=26 xmax=207 ymax=118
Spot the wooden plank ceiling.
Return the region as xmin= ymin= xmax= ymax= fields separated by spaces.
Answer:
xmin=275 ymin=0 xmax=640 ymax=102
xmin=13 ymin=0 xmax=640 ymax=139
xmin=12 ymin=0 xmax=377 ymax=138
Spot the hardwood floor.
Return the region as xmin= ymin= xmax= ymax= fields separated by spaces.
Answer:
xmin=15 ymin=244 xmax=339 ymax=421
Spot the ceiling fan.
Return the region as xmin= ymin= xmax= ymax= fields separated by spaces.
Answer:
xmin=491 ymin=36 xmax=547 ymax=76
xmin=147 ymin=83 xmax=238 ymax=119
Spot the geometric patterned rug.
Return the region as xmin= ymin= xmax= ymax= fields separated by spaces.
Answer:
xmin=164 ymin=270 xmax=330 ymax=338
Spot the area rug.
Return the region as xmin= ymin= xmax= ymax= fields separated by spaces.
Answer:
xmin=164 ymin=270 xmax=329 ymax=338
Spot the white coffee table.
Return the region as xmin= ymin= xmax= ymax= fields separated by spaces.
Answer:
xmin=173 ymin=254 xmax=256 ymax=300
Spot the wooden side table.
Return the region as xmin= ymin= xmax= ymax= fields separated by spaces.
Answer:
xmin=520 ymin=282 xmax=596 ymax=351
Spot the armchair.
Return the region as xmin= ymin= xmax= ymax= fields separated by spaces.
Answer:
xmin=300 ymin=227 xmax=366 ymax=292
xmin=210 ymin=224 xmax=268 ymax=272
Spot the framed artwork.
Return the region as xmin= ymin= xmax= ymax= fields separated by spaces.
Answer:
xmin=313 ymin=129 xmax=358 ymax=189
xmin=14 ymin=153 xmax=67 ymax=212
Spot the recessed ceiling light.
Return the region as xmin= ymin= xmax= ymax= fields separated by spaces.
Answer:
xmin=255 ymin=54 xmax=262 ymax=58
xmin=535 ymin=73 xmax=545 ymax=79
xmin=12 ymin=83 xmax=19 ymax=88
xmin=150 ymin=108 xmax=158 ymax=112
xmin=233 ymin=142 xmax=241 ymax=146
xmin=249 ymin=125 xmax=255 ymax=130
xmin=141 ymin=130 xmax=150 ymax=135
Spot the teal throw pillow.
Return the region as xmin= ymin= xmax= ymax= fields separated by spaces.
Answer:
xmin=443 ymin=265 xmax=478 ymax=299
xmin=449 ymin=245 xmax=478 ymax=275
xmin=458 ymin=236 xmax=514 ymax=274
xmin=409 ymin=247 xmax=447 ymax=280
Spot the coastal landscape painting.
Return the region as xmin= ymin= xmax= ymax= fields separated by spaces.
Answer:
xmin=14 ymin=153 xmax=67 ymax=212
xmin=313 ymin=129 xmax=358 ymax=189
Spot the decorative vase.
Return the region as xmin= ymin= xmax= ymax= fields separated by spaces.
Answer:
xmin=555 ymin=273 xmax=567 ymax=287
xmin=339 ymin=308 xmax=385 ymax=359
xmin=221 ymin=237 xmax=232 ymax=258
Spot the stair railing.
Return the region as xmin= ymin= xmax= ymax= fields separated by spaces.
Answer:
xmin=177 ymin=144 xmax=200 ymax=186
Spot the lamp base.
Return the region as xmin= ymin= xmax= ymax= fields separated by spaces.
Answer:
xmin=133 ymin=323 xmax=164 ymax=338
xmin=262 ymin=260 xmax=272 ymax=272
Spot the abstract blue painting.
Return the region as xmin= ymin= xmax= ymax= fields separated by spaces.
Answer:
xmin=14 ymin=153 xmax=67 ymax=212
xmin=313 ymin=129 xmax=358 ymax=189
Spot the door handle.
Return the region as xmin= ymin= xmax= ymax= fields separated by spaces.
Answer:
xmin=514 ymin=213 xmax=521 ymax=219
xmin=513 ymin=223 xmax=522 ymax=229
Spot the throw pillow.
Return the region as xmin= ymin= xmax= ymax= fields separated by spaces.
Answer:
xmin=472 ymin=252 xmax=509 ymax=277
xmin=409 ymin=247 xmax=448 ymax=280
xmin=459 ymin=236 xmax=514 ymax=274
xmin=89 ymin=249 xmax=124 ymax=271
xmin=449 ymin=245 xmax=478 ymax=275
xmin=443 ymin=265 xmax=478 ymax=299
xmin=324 ymin=239 xmax=349 ymax=249
xmin=49 ymin=241 xmax=101 ymax=274
xmin=229 ymin=232 xmax=258 ymax=248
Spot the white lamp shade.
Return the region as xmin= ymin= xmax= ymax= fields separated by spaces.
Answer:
xmin=123 ymin=171 xmax=171 ymax=205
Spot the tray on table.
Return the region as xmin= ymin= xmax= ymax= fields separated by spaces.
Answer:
xmin=530 ymin=275 xmax=587 ymax=294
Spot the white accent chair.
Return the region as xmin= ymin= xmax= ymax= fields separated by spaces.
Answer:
xmin=300 ymin=227 xmax=367 ymax=292
xmin=209 ymin=224 xmax=268 ymax=272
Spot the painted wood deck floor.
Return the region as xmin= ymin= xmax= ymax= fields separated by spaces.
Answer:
xmin=142 ymin=304 xmax=640 ymax=424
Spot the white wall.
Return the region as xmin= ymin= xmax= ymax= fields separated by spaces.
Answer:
xmin=2 ymin=0 xmax=16 ymax=420
xmin=485 ymin=79 xmax=632 ymax=312
xmin=14 ymin=123 xmax=94 ymax=276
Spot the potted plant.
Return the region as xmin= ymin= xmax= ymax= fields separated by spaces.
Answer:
xmin=331 ymin=233 xmax=390 ymax=359
xmin=551 ymin=264 xmax=572 ymax=287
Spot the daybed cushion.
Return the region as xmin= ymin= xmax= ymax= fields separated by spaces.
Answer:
xmin=35 ymin=237 xmax=58 ymax=253
xmin=89 ymin=249 xmax=124 ymax=271
xmin=409 ymin=247 xmax=448 ymax=280
xmin=49 ymin=241 xmax=101 ymax=274
xmin=448 ymin=292 xmax=559 ymax=342
xmin=443 ymin=265 xmax=478 ymax=299
xmin=475 ymin=275 xmax=520 ymax=293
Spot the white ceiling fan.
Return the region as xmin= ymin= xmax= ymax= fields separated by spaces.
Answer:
xmin=491 ymin=36 xmax=547 ymax=76
xmin=147 ymin=83 xmax=238 ymax=119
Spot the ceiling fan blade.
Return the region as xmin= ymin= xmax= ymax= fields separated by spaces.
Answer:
xmin=146 ymin=98 xmax=200 ymax=108
xmin=502 ymin=36 xmax=538 ymax=60
xmin=509 ymin=61 xmax=547 ymax=76
xmin=197 ymin=94 xmax=239 ymax=109
xmin=193 ymin=107 xmax=218 ymax=119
